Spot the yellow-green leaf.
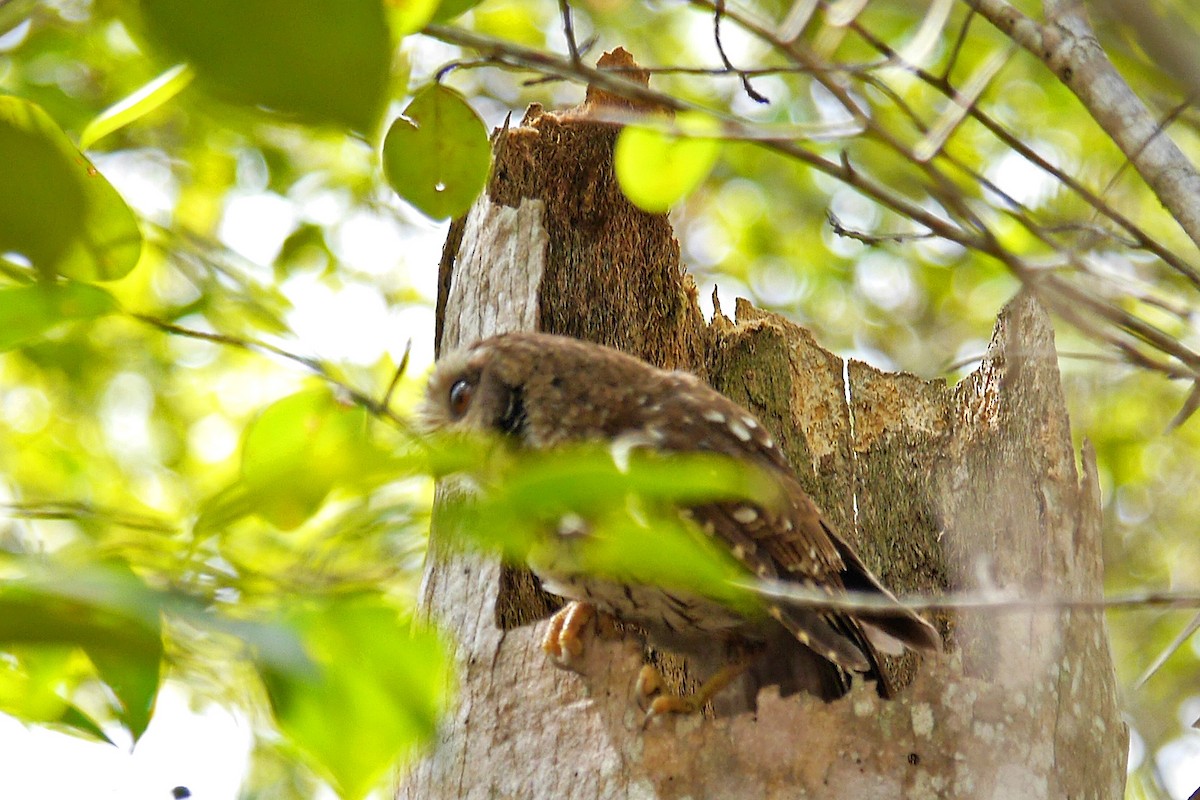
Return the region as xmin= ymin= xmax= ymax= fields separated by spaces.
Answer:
xmin=0 ymin=564 xmax=165 ymax=741
xmin=80 ymin=64 xmax=194 ymax=150
xmin=0 ymin=283 xmax=118 ymax=351
xmin=0 ymin=96 xmax=142 ymax=281
xmin=134 ymin=0 xmax=391 ymax=134
xmin=260 ymin=598 xmax=452 ymax=800
xmin=240 ymin=388 xmax=373 ymax=530
xmin=615 ymin=113 xmax=721 ymax=213
xmin=387 ymin=0 xmax=440 ymax=36
xmin=382 ymin=84 xmax=491 ymax=220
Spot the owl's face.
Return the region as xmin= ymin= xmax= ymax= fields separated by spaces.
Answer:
xmin=420 ymin=338 xmax=527 ymax=439
xmin=420 ymin=332 xmax=692 ymax=450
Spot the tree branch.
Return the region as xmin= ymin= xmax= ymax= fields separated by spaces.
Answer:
xmin=969 ymin=0 xmax=1200 ymax=253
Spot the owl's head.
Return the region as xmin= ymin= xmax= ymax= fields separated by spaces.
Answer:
xmin=419 ymin=336 xmax=530 ymax=438
xmin=420 ymin=332 xmax=671 ymax=448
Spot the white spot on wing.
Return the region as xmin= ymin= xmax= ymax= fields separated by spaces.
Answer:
xmin=557 ymin=513 xmax=588 ymax=537
xmin=732 ymin=506 xmax=758 ymax=524
xmin=610 ymin=430 xmax=654 ymax=472
xmin=702 ymin=409 xmax=726 ymax=424
xmin=728 ymin=419 xmax=752 ymax=442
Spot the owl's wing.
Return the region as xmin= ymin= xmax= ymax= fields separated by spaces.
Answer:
xmin=644 ymin=376 xmax=939 ymax=672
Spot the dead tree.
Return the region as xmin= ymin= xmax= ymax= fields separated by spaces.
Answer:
xmin=399 ymin=63 xmax=1126 ymax=800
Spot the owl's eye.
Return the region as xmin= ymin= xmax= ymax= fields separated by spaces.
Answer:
xmin=448 ymin=378 xmax=474 ymax=419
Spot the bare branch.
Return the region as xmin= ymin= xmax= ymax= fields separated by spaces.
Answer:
xmin=713 ymin=0 xmax=769 ymax=104
xmin=741 ymin=576 xmax=1200 ymax=614
xmin=969 ymin=0 xmax=1200 ymax=253
xmin=130 ymin=313 xmax=413 ymax=429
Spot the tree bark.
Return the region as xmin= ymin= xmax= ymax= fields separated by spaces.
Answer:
xmin=399 ymin=88 xmax=1126 ymax=800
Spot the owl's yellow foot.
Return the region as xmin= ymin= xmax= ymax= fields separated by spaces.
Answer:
xmin=542 ymin=600 xmax=597 ymax=667
xmin=637 ymin=660 xmax=752 ymax=727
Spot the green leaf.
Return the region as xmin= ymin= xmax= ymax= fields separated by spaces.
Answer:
xmin=0 ymin=283 xmax=118 ymax=351
xmin=382 ymin=84 xmax=491 ymax=220
xmin=440 ymin=443 xmax=775 ymax=609
xmin=240 ymin=388 xmax=377 ymax=530
xmin=0 ymin=563 xmax=165 ymax=741
xmin=388 ymin=0 xmax=441 ymax=36
xmin=80 ymin=64 xmax=195 ymax=150
xmin=56 ymin=704 xmax=117 ymax=745
xmin=567 ymin=512 xmax=756 ymax=612
xmin=260 ymin=598 xmax=451 ymax=800
xmin=614 ymin=112 xmax=721 ymax=213
xmin=134 ymin=0 xmax=391 ymax=133
xmin=0 ymin=96 xmax=142 ymax=281
xmin=430 ymin=0 xmax=484 ymax=22
xmin=0 ymin=648 xmax=114 ymax=743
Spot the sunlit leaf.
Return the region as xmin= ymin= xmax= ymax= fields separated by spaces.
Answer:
xmin=430 ymin=0 xmax=483 ymax=22
xmin=134 ymin=0 xmax=391 ymax=133
xmin=240 ymin=388 xmax=383 ymax=530
xmin=80 ymin=64 xmax=195 ymax=150
xmin=568 ymin=513 xmax=757 ymax=612
xmin=439 ymin=443 xmax=772 ymax=609
xmin=0 ymin=647 xmax=114 ymax=744
xmin=0 ymin=563 xmax=165 ymax=741
xmin=193 ymin=481 xmax=255 ymax=538
xmin=0 ymin=282 xmax=118 ymax=351
xmin=614 ymin=112 xmax=721 ymax=213
xmin=382 ymin=84 xmax=491 ymax=220
xmin=56 ymin=704 xmax=116 ymax=745
xmin=260 ymin=597 xmax=452 ymax=800
xmin=387 ymin=0 xmax=440 ymax=36
xmin=0 ymin=96 xmax=142 ymax=281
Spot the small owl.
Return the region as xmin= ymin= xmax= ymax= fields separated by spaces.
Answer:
xmin=421 ymin=332 xmax=940 ymax=713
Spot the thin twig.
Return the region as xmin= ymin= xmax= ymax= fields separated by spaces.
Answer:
xmin=557 ymin=0 xmax=580 ymax=65
xmin=740 ymin=577 xmax=1200 ymax=614
xmin=713 ymin=0 xmax=768 ymax=103
xmin=130 ymin=313 xmax=413 ymax=429
xmin=2 ymin=501 xmax=178 ymax=534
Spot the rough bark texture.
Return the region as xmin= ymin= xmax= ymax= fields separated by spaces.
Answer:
xmin=399 ymin=92 xmax=1126 ymax=800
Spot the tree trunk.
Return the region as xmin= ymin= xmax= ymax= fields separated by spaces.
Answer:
xmin=399 ymin=88 xmax=1126 ymax=799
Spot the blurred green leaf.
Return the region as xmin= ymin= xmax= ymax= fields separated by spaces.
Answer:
xmin=193 ymin=482 xmax=256 ymax=539
xmin=382 ymin=84 xmax=491 ymax=220
xmin=0 ymin=563 xmax=165 ymax=741
xmin=615 ymin=113 xmax=721 ymax=213
xmin=568 ymin=512 xmax=756 ymax=612
xmin=441 ymin=443 xmax=770 ymax=610
xmin=260 ymin=597 xmax=451 ymax=800
xmin=0 ymin=282 xmax=118 ymax=351
xmin=430 ymin=0 xmax=483 ymax=22
xmin=239 ymin=388 xmax=389 ymax=530
xmin=388 ymin=0 xmax=441 ymax=36
xmin=0 ymin=96 xmax=142 ymax=281
xmin=80 ymin=64 xmax=195 ymax=150
xmin=0 ymin=649 xmax=114 ymax=744
xmin=134 ymin=0 xmax=391 ymax=133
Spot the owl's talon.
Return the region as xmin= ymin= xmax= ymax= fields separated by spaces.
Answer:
xmin=542 ymin=601 xmax=596 ymax=667
xmin=639 ymin=659 xmax=755 ymax=727
xmin=643 ymin=695 xmax=700 ymax=727
xmin=635 ymin=664 xmax=665 ymax=711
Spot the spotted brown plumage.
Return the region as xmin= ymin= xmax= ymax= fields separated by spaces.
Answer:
xmin=421 ymin=332 xmax=940 ymax=709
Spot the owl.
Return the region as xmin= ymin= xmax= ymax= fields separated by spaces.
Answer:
xmin=421 ymin=331 xmax=940 ymax=715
